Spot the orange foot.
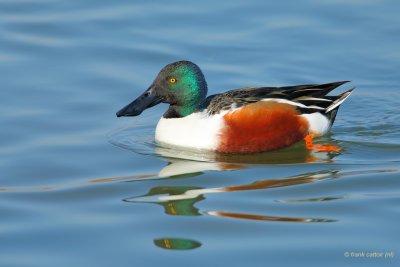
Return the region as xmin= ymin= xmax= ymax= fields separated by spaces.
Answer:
xmin=304 ymin=134 xmax=341 ymax=152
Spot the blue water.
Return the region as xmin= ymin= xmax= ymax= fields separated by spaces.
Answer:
xmin=1 ymin=0 xmax=399 ymax=266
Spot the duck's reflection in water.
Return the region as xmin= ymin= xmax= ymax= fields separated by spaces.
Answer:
xmin=206 ymin=211 xmax=335 ymax=223
xmin=153 ymin=238 xmax=201 ymax=250
xmin=158 ymin=159 xmax=246 ymax=178
xmin=154 ymin=138 xmax=340 ymax=179
xmin=125 ymin=169 xmax=341 ymax=223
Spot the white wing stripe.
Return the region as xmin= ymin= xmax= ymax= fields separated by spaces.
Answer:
xmin=326 ymin=90 xmax=353 ymax=113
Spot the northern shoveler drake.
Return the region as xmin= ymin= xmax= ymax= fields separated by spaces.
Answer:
xmin=116 ymin=60 xmax=353 ymax=154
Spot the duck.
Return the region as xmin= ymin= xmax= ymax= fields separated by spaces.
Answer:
xmin=116 ymin=60 xmax=353 ymax=154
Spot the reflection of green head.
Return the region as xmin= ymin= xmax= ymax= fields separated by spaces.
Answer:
xmin=153 ymin=238 xmax=201 ymax=250
xmin=149 ymin=186 xmax=204 ymax=216
xmin=124 ymin=186 xmax=205 ymax=216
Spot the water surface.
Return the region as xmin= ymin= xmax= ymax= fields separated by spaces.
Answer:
xmin=1 ymin=0 xmax=399 ymax=266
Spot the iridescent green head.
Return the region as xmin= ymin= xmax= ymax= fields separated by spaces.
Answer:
xmin=116 ymin=61 xmax=208 ymax=118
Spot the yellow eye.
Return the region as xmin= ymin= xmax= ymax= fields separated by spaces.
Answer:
xmin=169 ymin=77 xmax=177 ymax=84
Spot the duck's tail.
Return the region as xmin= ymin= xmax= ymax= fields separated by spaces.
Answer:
xmin=325 ymin=88 xmax=354 ymax=125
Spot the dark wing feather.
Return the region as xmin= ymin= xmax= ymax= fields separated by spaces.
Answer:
xmin=201 ymin=81 xmax=350 ymax=114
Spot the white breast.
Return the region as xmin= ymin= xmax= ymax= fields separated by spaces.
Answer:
xmin=155 ymin=111 xmax=225 ymax=151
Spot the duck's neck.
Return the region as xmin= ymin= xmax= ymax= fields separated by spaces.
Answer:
xmin=163 ymin=104 xmax=200 ymax=119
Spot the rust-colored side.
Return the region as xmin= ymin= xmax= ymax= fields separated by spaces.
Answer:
xmin=218 ymin=101 xmax=309 ymax=154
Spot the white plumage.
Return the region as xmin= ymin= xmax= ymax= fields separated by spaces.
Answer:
xmin=155 ymin=110 xmax=225 ymax=151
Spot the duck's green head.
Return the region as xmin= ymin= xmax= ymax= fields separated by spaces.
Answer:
xmin=116 ymin=60 xmax=208 ymax=118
